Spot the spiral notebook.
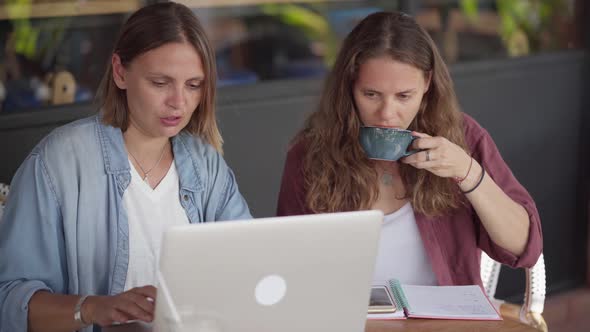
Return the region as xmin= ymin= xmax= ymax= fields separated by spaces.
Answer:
xmin=368 ymin=279 xmax=501 ymax=321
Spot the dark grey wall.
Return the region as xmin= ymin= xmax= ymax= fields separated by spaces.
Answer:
xmin=0 ymin=51 xmax=587 ymax=301
xmin=0 ymin=107 xmax=95 ymax=183
xmin=451 ymin=52 xmax=588 ymax=301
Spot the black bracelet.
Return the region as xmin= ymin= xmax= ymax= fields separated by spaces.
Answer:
xmin=462 ymin=167 xmax=486 ymax=194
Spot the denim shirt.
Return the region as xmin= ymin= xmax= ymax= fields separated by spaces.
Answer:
xmin=0 ymin=115 xmax=251 ymax=332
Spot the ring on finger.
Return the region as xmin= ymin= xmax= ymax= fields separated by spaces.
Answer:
xmin=426 ymin=150 xmax=431 ymax=162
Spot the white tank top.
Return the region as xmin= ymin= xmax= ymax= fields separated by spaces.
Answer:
xmin=123 ymin=160 xmax=189 ymax=290
xmin=372 ymin=202 xmax=438 ymax=286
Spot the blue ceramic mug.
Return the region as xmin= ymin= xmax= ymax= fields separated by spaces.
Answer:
xmin=359 ymin=126 xmax=420 ymax=161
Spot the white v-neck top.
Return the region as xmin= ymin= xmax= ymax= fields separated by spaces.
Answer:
xmin=122 ymin=160 xmax=189 ymax=290
xmin=372 ymin=202 xmax=437 ymax=286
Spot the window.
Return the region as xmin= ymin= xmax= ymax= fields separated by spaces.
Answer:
xmin=0 ymin=0 xmax=583 ymax=114
xmin=0 ymin=0 xmax=145 ymax=114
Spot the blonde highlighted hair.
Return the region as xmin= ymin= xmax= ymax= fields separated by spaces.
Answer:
xmin=97 ymin=2 xmax=222 ymax=152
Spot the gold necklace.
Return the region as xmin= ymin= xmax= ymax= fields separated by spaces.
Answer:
xmin=128 ymin=142 xmax=168 ymax=184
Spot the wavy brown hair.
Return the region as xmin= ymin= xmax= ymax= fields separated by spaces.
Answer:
xmin=298 ymin=11 xmax=468 ymax=216
xmin=97 ymin=2 xmax=222 ymax=152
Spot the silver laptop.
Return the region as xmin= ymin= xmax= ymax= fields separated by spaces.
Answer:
xmin=153 ymin=210 xmax=383 ymax=332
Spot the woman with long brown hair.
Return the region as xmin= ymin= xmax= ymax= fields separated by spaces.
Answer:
xmin=277 ymin=11 xmax=542 ymax=287
xmin=0 ymin=3 xmax=250 ymax=331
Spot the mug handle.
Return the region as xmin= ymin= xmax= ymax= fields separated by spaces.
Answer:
xmin=402 ymin=136 xmax=421 ymax=157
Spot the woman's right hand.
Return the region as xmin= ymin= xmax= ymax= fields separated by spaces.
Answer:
xmin=82 ymin=285 xmax=157 ymax=326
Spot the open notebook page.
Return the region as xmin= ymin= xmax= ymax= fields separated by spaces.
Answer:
xmin=402 ymin=284 xmax=501 ymax=320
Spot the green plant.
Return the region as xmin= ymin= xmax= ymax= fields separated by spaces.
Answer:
xmin=460 ymin=0 xmax=572 ymax=57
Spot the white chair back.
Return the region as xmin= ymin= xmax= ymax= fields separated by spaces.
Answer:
xmin=480 ymin=251 xmax=502 ymax=298
xmin=480 ymin=251 xmax=547 ymax=331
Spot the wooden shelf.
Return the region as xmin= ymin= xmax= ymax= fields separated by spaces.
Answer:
xmin=0 ymin=0 xmax=351 ymax=20
xmin=177 ymin=0 xmax=347 ymax=9
xmin=0 ymin=0 xmax=140 ymax=20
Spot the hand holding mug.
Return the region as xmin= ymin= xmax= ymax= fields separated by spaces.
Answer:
xmin=400 ymin=131 xmax=472 ymax=179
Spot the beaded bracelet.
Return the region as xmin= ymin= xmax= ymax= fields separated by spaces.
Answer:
xmin=454 ymin=156 xmax=473 ymax=184
xmin=462 ymin=167 xmax=486 ymax=194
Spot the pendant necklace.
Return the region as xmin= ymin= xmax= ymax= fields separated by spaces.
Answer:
xmin=378 ymin=163 xmax=396 ymax=186
xmin=128 ymin=142 xmax=167 ymax=184
xmin=381 ymin=172 xmax=395 ymax=186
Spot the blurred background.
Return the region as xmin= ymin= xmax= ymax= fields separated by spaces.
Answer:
xmin=0 ymin=0 xmax=582 ymax=110
xmin=0 ymin=1 xmax=588 ymax=331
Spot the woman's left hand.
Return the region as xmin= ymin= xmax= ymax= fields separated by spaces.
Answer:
xmin=401 ymin=131 xmax=471 ymax=179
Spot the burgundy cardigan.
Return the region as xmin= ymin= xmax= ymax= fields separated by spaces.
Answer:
xmin=276 ymin=113 xmax=543 ymax=286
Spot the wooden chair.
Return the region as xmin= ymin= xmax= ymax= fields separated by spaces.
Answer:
xmin=480 ymin=251 xmax=548 ymax=331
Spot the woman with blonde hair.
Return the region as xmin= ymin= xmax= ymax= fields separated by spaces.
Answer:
xmin=0 ymin=3 xmax=250 ymax=331
xmin=277 ymin=11 xmax=542 ymax=287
